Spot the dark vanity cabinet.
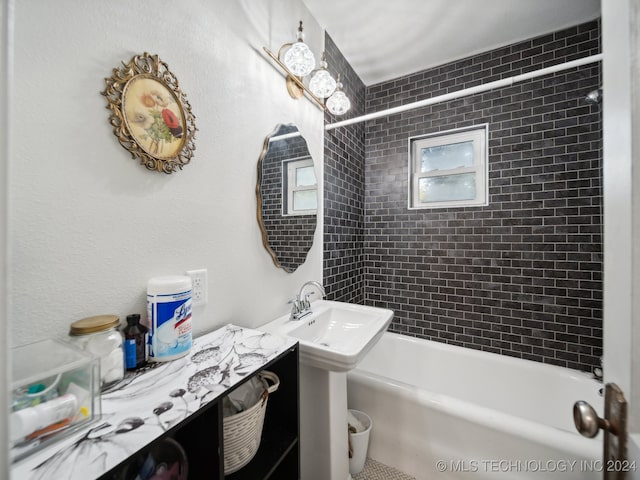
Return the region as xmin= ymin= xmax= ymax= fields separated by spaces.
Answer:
xmin=12 ymin=325 xmax=299 ymax=480
xmin=104 ymin=344 xmax=299 ymax=480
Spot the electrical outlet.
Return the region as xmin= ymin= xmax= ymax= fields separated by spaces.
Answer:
xmin=186 ymin=269 xmax=208 ymax=306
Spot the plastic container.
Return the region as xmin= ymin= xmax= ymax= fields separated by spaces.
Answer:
xmin=348 ymin=409 xmax=372 ymax=476
xmin=146 ymin=275 xmax=193 ymax=362
xmin=122 ymin=314 xmax=148 ymax=370
xmin=10 ymin=338 xmax=100 ymax=462
xmin=69 ymin=315 xmax=124 ymax=390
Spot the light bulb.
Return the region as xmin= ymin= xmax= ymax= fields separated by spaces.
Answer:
xmin=309 ymin=56 xmax=336 ymax=98
xmin=326 ymin=76 xmax=350 ymax=115
xmin=283 ymin=21 xmax=315 ymax=77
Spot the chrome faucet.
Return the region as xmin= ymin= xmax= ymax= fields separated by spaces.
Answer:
xmin=290 ymin=281 xmax=326 ymax=320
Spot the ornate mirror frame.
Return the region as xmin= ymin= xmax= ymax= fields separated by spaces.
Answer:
xmin=256 ymin=124 xmax=317 ymax=273
xmin=102 ymin=52 xmax=197 ymax=174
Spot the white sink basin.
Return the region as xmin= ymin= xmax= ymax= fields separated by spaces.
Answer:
xmin=260 ymin=300 xmax=393 ymax=371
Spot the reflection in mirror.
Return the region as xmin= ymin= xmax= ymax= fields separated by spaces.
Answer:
xmin=257 ymin=124 xmax=317 ymax=273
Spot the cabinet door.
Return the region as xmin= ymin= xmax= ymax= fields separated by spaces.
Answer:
xmin=100 ymin=345 xmax=299 ymax=480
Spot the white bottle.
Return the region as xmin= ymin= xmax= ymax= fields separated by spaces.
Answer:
xmin=10 ymin=394 xmax=78 ymax=444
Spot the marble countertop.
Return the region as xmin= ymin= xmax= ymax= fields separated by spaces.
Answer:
xmin=11 ymin=324 xmax=296 ymax=480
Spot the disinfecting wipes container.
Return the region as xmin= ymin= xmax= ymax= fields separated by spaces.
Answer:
xmin=146 ymin=275 xmax=193 ymax=362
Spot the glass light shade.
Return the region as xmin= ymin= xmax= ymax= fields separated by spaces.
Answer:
xmin=284 ymin=42 xmax=316 ymax=77
xmin=309 ymin=68 xmax=337 ymax=98
xmin=326 ymin=90 xmax=351 ymax=115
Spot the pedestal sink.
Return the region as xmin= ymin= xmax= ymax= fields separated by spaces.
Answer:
xmin=261 ymin=300 xmax=393 ymax=372
xmin=260 ymin=300 xmax=393 ymax=480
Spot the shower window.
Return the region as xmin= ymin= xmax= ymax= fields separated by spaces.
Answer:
xmin=409 ymin=125 xmax=488 ymax=209
xmin=283 ymin=157 xmax=317 ymax=216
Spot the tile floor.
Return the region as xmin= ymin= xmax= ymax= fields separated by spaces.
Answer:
xmin=353 ymin=458 xmax=416 ymax=480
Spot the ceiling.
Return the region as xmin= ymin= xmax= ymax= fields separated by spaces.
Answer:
xmin=302 ymin=0 xmax=601 ymax=86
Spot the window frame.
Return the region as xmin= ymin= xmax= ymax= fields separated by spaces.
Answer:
xmin=283 ymin=156 xmax=317 ymax=216
xmin=408 ymin=124 xmax=489 ymax=209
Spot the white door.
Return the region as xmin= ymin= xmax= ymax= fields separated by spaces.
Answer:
xmin=601 ymin=0 xmax=640 ymax=474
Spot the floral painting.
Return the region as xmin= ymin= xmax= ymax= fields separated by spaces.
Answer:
xmin=102 ymin=52 xmax=196 ymax=174
xmin=123 ymin=76 xmax=186 ymax=160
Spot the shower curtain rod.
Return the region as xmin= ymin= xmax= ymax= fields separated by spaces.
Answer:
xmin=325 ymin=53 xmax=603 ymax=131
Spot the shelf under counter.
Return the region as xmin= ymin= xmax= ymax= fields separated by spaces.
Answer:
xmin=224 ymin=342 xmax=300 ymax=480
xmin=11 ymin=324 xmax=299 ymax=480
xmin=225 ymin=424 xmax=298 ymax=480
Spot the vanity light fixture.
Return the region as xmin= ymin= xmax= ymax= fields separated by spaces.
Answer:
xmin=263 ymin=21 xmax=350 ymax=115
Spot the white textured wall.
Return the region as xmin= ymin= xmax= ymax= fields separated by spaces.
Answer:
xmin=9 ymin=0 xmax=324 ymax=346
xmin=2 ymin=0 xmax=14 ymax=477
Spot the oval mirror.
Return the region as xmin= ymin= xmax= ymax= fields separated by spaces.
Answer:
xmin=256 ymin=124 xmax=317 ymax=273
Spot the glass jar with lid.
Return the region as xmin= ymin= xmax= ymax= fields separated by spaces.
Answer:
xmin=68 ymin=315 xmax=124 ymax=390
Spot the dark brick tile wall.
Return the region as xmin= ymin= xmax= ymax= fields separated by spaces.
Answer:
xmin=323 ymin=33 xmax=367 ymax=303
xmin=261 ymin=124 xmax=316 ymax=272
xmin=364 ymin=20 xmax=602 ymax=372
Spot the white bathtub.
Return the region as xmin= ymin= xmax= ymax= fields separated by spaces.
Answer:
xmin=347 ymin=332 xmax=604 ymax=479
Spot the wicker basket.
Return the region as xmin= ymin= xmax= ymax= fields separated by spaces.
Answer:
xmin=223 ymin=370 xmax=280 ymax=474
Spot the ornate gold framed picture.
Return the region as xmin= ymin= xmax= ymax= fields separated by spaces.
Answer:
xmin=102 ymin=52 xmax=197 ymax=174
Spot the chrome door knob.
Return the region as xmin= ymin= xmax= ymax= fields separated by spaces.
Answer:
xmin=573 ymin=400 xmax=609 ymax=438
